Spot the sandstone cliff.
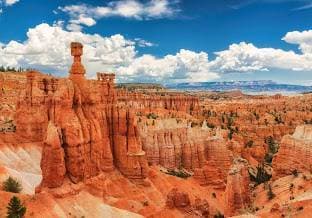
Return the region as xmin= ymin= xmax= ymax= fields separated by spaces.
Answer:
xmin=272 ymin=125 xmax=312 ymax=179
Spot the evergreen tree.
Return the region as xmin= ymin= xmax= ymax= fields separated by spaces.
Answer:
xmin=6 ymin=196 xmax=26 ymax=218
xmin=3 ymin=177 xmax=22 ymax=193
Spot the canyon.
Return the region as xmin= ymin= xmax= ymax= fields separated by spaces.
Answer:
xmin=0 ymin=42 xmax=312 ymax=217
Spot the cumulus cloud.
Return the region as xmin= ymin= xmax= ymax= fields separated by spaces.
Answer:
xmin=210 ymin=39 xmax=312 ymax=73
xmin=282 ymin=30 xmax=312 ymax=54
xmin=4 ymin=0 xmax=19 ymax=6
xmin=0 ymin=23 xmax=217 ymax=82
xmin=58 ymin=0 xmax=180 ymax=31
xmin=1 ymin=23 xmax=136 ymax=75
xmin=0 ymin=23 xmax=311 ymax=83
xmin=117 ymin=49 xmax=219 ymax=82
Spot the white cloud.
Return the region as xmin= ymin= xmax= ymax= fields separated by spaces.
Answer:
xmin=211 ymin=41 xmax=312 ymax=73
xmin=282 ymin=30 xmax=312 ymax=54
xmin=58 ymin=0 xmax=180 ymax=31
xmin=1 ymin=23 xmax=136 ymax=75
xmin=134 ymin=38 xmax=156 ymax=47
xmin=0 ymin=0 xmax=20 ymax=14
xmin=117 ymin=49 xmax=219 ymax=82
xmin=0 ymin=23 xmax=217 ymax=83
xmin=0 ymin=23 xmax=311 ymax=83
xmin=4 ymin=0 xmax=19 ymax=6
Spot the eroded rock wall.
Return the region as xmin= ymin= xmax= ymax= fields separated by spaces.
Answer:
xmin=272 ymin=125 xmax=312 ymax=179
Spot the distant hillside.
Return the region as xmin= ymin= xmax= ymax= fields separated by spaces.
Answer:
xmin=116 ymin=83 xmax=165 ymax=91
xmin=165 ymin=80 xmax=312 ymax=94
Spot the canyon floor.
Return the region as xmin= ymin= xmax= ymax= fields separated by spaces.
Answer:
xmin=0 ymin=44 xmax=312 ymax=218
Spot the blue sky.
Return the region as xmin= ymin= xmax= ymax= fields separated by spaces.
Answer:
xmin=0 ymin=0 xmax=312 ymax=85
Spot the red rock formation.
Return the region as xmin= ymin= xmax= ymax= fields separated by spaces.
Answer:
xmin=166 ymin=188 xmax=191 ymax=209
xmin=272 ymin=125 xmax=312 ymax=179
xmin=193 ymin=134 xmax=233 ymax=188
xmin=224 ymin=158 xmax=251 ymax=217
xmin=165 ymin=188 xmax=210 ymax=217
xmin=12 ymin=43 xmax=149 ymax=189
xmin=117 ymin=89 xmax=199 ymax=114
xmin=140 ymin=125 xmax=207 ymax=170
xmin=37 ymin=122 xmax=66 ymax=189
xmin=69 ymin=42 xmax=86 ymax=83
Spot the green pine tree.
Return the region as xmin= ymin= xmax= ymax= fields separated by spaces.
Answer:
xmin=3 ymin=177 xmax=22 ymax=193
xmin=6 ymin=196 xmax=26 ymax=218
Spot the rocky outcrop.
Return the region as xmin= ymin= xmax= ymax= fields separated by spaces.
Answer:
xmin=166 ymin=188 xmax=210 ymax=217
xmin=193 ymin=135 xmax=233 ymax=188
xmin=166 ymin=188 xmax=191 ymax=209
xmin=272 ymin=125 xmax=312 ymax=179
xmin=38 ymin=122 xmax=66 ymax=189
xmin=140 ymin=120 xmax=208 ymax=170
xmin=117 ymin=90 xmax=199 ymax=114
xmin=224 ymin=158 xmax=251 ymax=217
xmin=13 ymin=43 xmax=148 ymax=189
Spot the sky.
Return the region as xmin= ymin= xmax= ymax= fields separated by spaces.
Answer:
xmin=0 ymin=0 xmax=312 ymax=85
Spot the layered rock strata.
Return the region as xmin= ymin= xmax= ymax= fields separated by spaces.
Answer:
xmin=272 ymin=125 xmax=312 ymax=178
xmin=16 ymin=43 xmax=148 ymax=189
xmin=224 ymin=158 xmax=251 ymax=217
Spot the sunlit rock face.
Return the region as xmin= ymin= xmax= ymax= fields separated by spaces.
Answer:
xmin=14 ymin=42 xmax=148 ymax=189
xmin=272 ymin=125 xmax=312 ymax=179
xmin=224 ymin=158 xmax=251 ymax=217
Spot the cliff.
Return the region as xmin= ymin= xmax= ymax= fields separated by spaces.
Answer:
xmin=272 ymin=125 xmax=312 ymax=179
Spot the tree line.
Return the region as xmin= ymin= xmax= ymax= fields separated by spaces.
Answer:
xmin=0 ymin=66 xmax=32 ymax=72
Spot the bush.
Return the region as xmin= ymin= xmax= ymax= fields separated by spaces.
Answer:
xmin=264 ymin=136 xmax=279 ymax=164
xmin=214 ymin=211 xmax=224 ymax=218
xmin=267 ymin=184 xmax=275 ymax=200
xmin=292 ymin=169 xmax=299 ymax=177
xmin=7 ymin=196 xmax=26 ymax=218
xmin=146 ymin=113 xmax=158 ymax=119
xmin=165 ymin=169 xmax=191 ymax=179
xmin=245 ymin=140 xmax=254 ymax=148
xmin=250 ymin=164 xmax=271 ymax=185
xmin=3 ymin=177 xmax=22 ymax=193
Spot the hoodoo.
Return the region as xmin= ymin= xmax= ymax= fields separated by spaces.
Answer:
xmin=0 ymin=41 xmax=312 ymax=217
xmin=69 ymin=42 xmax=86 ymax=82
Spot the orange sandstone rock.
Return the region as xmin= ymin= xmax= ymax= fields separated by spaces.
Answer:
xmin=224 ymin=158 xmax=251 ymax=217
xmin=272 ymin=125 xmax=312 ymax=179
xmin=37 ymin=122 xmax=66 ymax=189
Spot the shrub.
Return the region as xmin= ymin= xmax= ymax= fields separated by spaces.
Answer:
xmin=228 ymin=128 xmax=234 ymax=140
xmin=206 ymin=122 xmax=215 ymax=129
xmin=245 ymin=140 xmax=254 ymax=148
xmin=250 ymin=164 xmax=271 ymax=185
xmin=264 ymin=153 xmax=273 ymax=164
xmin=214 ymin=211 xmax=224 ymax=218
xmin=212 ymin=192 xmax=216 ymax=198
xmin=267 ymin=184 xmax=275 ymax=200
xmin=146 ymin=113 xmax=158 ymax=119
xmin=7 ymin=196 xmax=26 ymax=218
xmin=3 ymin=177 xmax=22 ymax=193
xmin=292 ymin=169 xmax=299 ymax=177
xmin=165 ymin=169 xmax=191 ymax=179
xmin=264 ymin=136 xmax=279 ymax=164
xmin=289 ymin=183 xmax=294 ymax=191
